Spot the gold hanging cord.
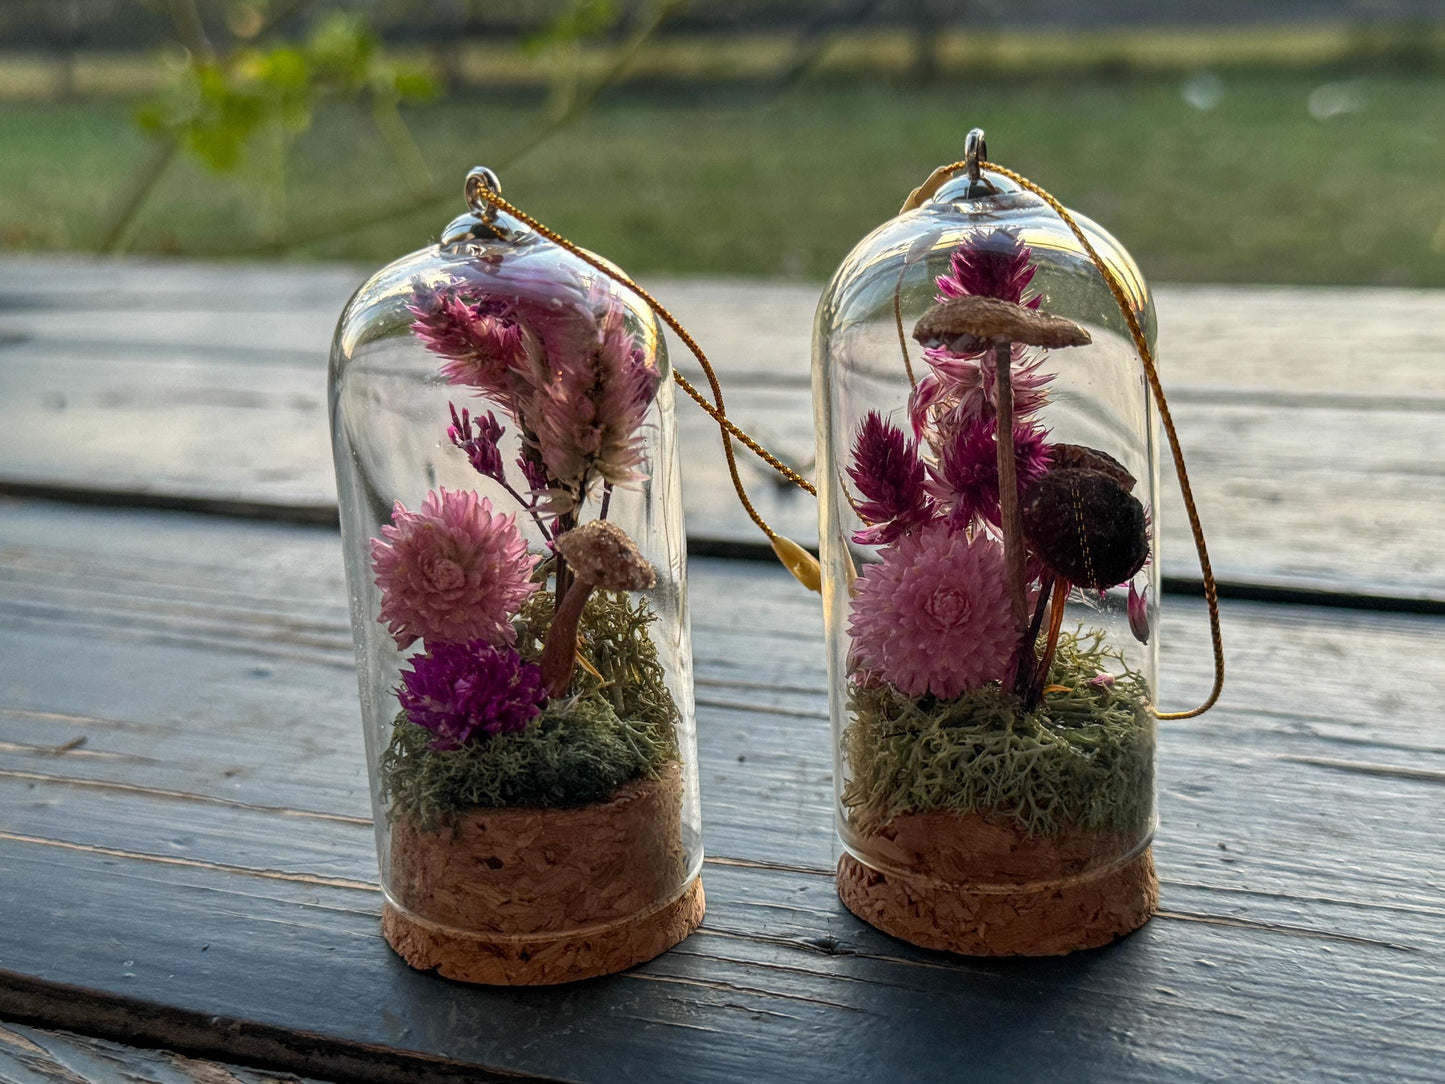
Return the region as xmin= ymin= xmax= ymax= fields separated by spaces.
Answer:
xmin=463 ymin=183 xmax=821 ymax=590
xmin=901 ymin=153 xmax=1224 ymax=719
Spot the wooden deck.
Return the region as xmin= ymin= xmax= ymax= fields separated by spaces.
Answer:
xmin=0 ymin=258 xmax=1441 ymax=1082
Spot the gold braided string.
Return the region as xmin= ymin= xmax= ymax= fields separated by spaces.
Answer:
xmin=465 ymin=187 xmax=816 ymax=550
xmin=916 ymin=159 xmax=1225 ymax=719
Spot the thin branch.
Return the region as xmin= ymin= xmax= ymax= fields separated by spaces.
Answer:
xmin=97 ymin=140 xmax=179 ymax=253
xmin=96 ymin=0 xmax=321 ymax=253
xmin=166 ymin=0 xmax=215 ymax=61
xmin=249 ymin=0 xmax=681 ymax=255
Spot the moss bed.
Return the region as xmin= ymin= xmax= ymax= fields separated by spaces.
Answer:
xmin=380 ymin=590 xmax=679 ymax=828
xmin=841 ymin=627 xmax=1154 ymax=839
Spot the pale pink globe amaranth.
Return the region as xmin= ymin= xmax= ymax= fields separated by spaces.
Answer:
xmin=371 ymin=488 xmax=539 ymax=649
xmin=847 ymin=522 xmax=1016 ymax=699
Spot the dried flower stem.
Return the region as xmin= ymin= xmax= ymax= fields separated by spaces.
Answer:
xmin=993 ymin=340 xmax=1029 ymax=635
xmin=1013 ymin=575 xmax=1054 ymax=696
xmin=1026 ymin=574 xmax=1071 ymax=710
xmin=502 ymin=478 xmax=554 ymax=542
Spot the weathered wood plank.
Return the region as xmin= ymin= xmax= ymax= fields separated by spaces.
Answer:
xmin=0 ymin=498 xmax=1441 ymax=1082
xmin=0 ymin=1022 xmax=329 ymax=1084
xmin=2 ymin=259 xmax=1443 ymax=599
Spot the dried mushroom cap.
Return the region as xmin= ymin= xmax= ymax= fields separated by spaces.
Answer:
xmin=1047 ymin=443 xmax=1137 ymax=492
xmin=913 ymin=296 xmax=1092 ymax=352
xmin=555 ymin=520 xmax=657 ymax=593
xmin=1022 ymin=467 xmax=1149 ymax=590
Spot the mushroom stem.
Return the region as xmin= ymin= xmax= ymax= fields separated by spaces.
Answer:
xmin=539 ymin=519 xmax=657 ymax=698
xmin=539 ymin=578 xmax=595 ymax=698
xmin=994 ymin=340 xmax=1029 ymax=637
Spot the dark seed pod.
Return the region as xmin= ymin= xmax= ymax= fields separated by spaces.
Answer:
xmin=1047 ymin=443 xmax=1137 ymax=492
xmin=1021 ymin=467 xmax=1149 ymax=589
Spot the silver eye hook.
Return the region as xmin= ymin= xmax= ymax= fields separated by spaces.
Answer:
xmin=964 ymin=129 xmax=987 ymax=185
xmin=464 ymin=166 xmax=502 ymax=223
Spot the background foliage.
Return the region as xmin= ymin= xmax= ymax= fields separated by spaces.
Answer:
xmin=1 ymin=1 xmax=1444 ymax=285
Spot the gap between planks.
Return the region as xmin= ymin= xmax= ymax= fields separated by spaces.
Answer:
xmin=6 ymin=482 xmax=1443 ymax=614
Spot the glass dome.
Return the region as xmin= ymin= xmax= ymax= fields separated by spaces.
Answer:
xmin=813 ymin=138 xmax=1161 ymax=955
xmin=329 ymin=168 xmax=702 ymax=984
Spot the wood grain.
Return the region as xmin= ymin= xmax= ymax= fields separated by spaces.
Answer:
xmin=0 ymin=498 xmax=1441 ymax=1082
xmin=0 ymin=1022 xmax=328 ymax=1084
xmin=2 ymin=260 xmax=1443 ymax=599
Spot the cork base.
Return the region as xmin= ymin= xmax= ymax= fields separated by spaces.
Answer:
xmin=383 ymin=875 xmax=704 ymax=985
xmin=837 ymin=816 xmax=1157 ymax=956
xmin=383 ymin=764 xmax=702 ymax=984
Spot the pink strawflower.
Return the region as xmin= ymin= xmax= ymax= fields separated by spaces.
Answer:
xmin=926 ymin=416 xmax=1051 ymax=531
xmin=522 ymin=288 xmax=661 ymax=512
xmin=847 ymin=523 xmax=1016 ymax=699
xmin=934 ymin=228 xmax=1041 ymax=309
xmin=408 ymin=285 xmax=537 ymax=407
xmin=371 ymin=488 xmax=539 ymax=649
xmin=847 ymin=411 xmax=935 ymax=545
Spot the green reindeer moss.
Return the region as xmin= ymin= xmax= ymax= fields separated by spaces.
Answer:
xmin=842 ymin=627 xmax=1154 ymax=839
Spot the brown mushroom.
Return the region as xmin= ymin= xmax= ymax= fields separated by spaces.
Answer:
xmin=538 ymin=520 xmax=656 ymax=697
xmin=912 ymin=295 xmax=1092 ymax=353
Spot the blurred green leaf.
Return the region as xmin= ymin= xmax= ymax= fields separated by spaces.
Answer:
xmin=392 ymin=69 xmax=440 ymax=103
xmin=306 ymin=11 xmax=375 ymax=93
xmin=133 ymin=6 xmax=439 ymax=176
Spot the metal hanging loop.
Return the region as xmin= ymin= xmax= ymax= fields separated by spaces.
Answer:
xmin=465 ymin=166 xmax=503 ymax=223
xmin=964 ymin=129 xmax=987 ymax=184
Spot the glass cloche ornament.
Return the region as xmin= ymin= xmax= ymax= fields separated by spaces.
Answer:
xmin=813 ymin=132 xmax=1163 ymax=955
xmin=329 ymin=167 xmax=703 ymax=984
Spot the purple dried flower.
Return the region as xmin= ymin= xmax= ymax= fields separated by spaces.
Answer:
xmin=517 ymin=446 xmax=551 ymax=496
xmin=521 ymin=287 xmax=661 ymax=513
xmin=448 ymin=403 xmax=506 ymax=482
xmin=926 ymin=417 xmax=1051 ymax=531
xmin=847 ymin=411 xmax=935 ymax=545
xmin=934 ymin=228 xmax=1041 ymax=310
xmin=398 ymin=640 xmax=547 ymax=750
xmin=911 ymin=229 xmax=1053 ymax=435
xmin=1128 ymin=580 xmax=1150 ymax=644
xmin=408 ymin=284 xmax=536 ymax=409
xmin=911 ymin=348 xmax=1054 ymax=435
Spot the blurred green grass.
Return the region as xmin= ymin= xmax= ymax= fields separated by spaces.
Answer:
xmin=2 ymin=70 xmax=1443 ymax=285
